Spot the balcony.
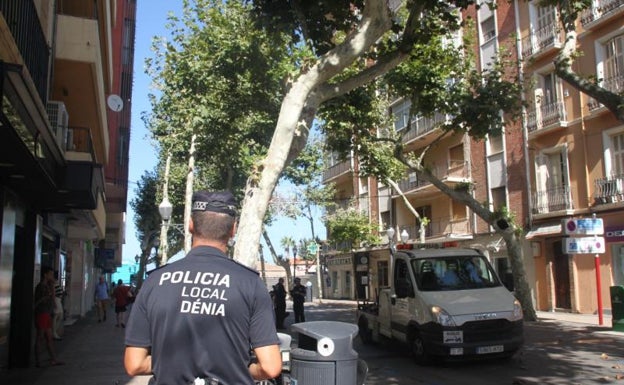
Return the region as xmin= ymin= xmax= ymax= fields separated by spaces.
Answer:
xmin=52 ymin=13 xmax=110 ymax=164
xmin=580 ymin=0 xmax=624 ymax=30
xmin=532 ymin=185 xmax=574 ymax=215
xmin=401 ymin=113 xmax=448 ymax=146
xmin=400 ymin=216 xmax=471 ymax=244
xmin=521 ymin=22 xmax=562 ymax=59
xmin=594 ymin=175 xmax=624 ymax=205
xmin=397 ymin=160 xmax=470 ymax=196
xmin=0 ymin=0 xmax=51 ymax=102
xmin=322 ymin=159 xmax=352 ymax=183
xmin=527 ymin=101 xmax=567 ymax=136
xmin=587 ymin=74 xmax=624 ymax=112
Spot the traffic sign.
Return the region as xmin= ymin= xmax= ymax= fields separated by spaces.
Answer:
xmin=307 ymin=243 xmax=319 ymax=254
xmin=562 ymin=218 xmax=604 ymax=235
xmin=563 ymin=237 xmax=605 ymax=254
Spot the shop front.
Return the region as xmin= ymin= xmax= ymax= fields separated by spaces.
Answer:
xmin=325 ymin=253 xmax=354 ymax=299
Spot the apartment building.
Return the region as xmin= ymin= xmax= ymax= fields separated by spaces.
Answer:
xmin=321 ymin=2 xmax=624 ymax=314
xmin=516 ymin=1 xmax=624 ymax=314
xmin=0 ymin=0 xmax=135 ymax=368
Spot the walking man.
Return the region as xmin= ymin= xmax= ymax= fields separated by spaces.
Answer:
xmin=124 ymin=190 xmax=282 ymax=385
xmin=112 ymin=279 xmax=132 ymax=328
xmin=291 ymin=277 xmax=307 ymax=323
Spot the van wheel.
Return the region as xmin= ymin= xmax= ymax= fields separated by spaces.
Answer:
xmin=358 ymin=317 xmax=372 ymax=344
xmin=410 ymin=333 xmax=431 ymax=365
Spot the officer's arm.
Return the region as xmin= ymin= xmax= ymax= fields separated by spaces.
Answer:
xmin=249 ymin=344 xmax=281 ymax=380
xmin=124 ymin=346 xmax=152 ymax=376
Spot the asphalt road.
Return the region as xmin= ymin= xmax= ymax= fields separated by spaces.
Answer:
xmin=300 ymin=301 xmax=624 ymax=385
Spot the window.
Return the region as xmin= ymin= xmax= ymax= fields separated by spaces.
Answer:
xmin=481 ymin=16 xmax=496 ymax=42
xmin=604 ymin=34 xmax=624 ymax=93
xmin=117 ymin=127 xmax=129 ymax=166
xmin=491 ymin=186 xmax=507 ymax=210
xmin=359 ymin=177 xmax=368 ymax=194
xmin=452 ymin=200 xmax=466 ymax=220
xmin=488 ymin=134 xmax=503 ymax=154
xmin=612 ymin=132 xmax=624 ymax=176
xmin=534 ymin=146 xmax=571 ymax=212
xmin=449 ymin=144 xmax=464 ymax=167
xmin=391 ymin=99 xmax=411 ymax=132
xmin=536 ymin=6 xmax=556 ymax=32
xmin=540 ymin=73 xmax=559 ymax=105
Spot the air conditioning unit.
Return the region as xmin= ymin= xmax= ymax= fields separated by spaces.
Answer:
xmin=46 ymin=101 xmax=69 ymax=151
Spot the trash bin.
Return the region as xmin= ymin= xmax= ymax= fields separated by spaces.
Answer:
xmin=611 ymin=286 xmax=624 ymax=332
xmin=289 ymin=321 xmax=359 ymax=385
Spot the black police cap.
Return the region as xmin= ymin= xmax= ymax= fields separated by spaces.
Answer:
xmin=191 ymin=190 xmax=238 ymax=217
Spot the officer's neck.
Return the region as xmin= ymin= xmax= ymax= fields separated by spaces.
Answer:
xmin=192 ymin=239 xmax=227 ymax=253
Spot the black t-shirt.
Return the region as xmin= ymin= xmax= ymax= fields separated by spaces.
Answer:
xmin=125 ymin=246 xmax=279 ymax=385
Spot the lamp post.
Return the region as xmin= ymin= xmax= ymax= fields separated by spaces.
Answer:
xmin=292 ymin=243 xmax=298 ymax=283
xmin=158 ymin=196 xmax=173 ymax=266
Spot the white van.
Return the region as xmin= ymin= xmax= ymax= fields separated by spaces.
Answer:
xmin=356 ymin=248 xmax=523 ymax=363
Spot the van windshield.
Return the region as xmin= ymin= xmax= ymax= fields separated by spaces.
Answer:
xmin=411 ymin=255 xmax=501 ymax=291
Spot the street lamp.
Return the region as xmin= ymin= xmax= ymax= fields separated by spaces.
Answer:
xmin=400 ymin=229 xmax=409 ymax=244
xmin=386 ymin=227 xmax=396 ymax=249
xmin=158 ymin=196 xmax=173 ymax=266
xmin=159 ymin=196 xmax=173 ymax=221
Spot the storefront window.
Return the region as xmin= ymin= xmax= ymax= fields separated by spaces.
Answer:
xmin=612 ymin=245 xmax=624 ymax=285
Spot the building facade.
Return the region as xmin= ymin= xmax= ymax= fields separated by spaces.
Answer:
xmin=0 ymin=0 xmax=135 ymax=368
xmin=320 ymin=2 xmax=624 ymax=316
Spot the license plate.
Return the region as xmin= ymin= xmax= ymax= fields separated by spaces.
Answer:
xmin=476 ymin=345 xmax=504 ymax=354
xmin=443 ymin=330 xmax=463 ymax=344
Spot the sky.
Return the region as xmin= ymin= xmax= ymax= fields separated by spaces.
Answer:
xmin=121 ymin=0 xmax=325 ymax=265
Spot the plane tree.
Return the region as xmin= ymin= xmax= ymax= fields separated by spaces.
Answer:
xmin=230 ymin=0 xmax=537 ymax=319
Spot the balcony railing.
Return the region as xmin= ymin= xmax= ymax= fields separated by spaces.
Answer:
xmin=397 ymin=161 xmax=469 ymax=193
xmin=401 ymin=113 xmax=448 ymax=143
xmin=594 ymin=175 xmax=624 ymax=204
xmin=532 ymin=185 xmax=573 ymax=214
xmin=0 ymin=0 xmax=51 ymax=102
xmin=526 ymin=101 xmax=567 ymax=133
xmin=67 ymin=126 xmax=95 ymax=157
xmin=521 ymin=22 xmax=560 ymax=58
xmin=323 ymin=159 xmax=352 ymax=181
xmin=400 ymin=216 xmax=470 ymax=242
xmin=580 ymin=0 xmax=624 ymax=26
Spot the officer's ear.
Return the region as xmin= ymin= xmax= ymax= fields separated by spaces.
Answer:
xmin=189 ymin=217 xmax=195 ymax=234
xmin=229 ymin=220 xmax=237 ymax=238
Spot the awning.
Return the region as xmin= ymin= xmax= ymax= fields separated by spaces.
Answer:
xmin=525 ymin=223 xmax=562 ymax=239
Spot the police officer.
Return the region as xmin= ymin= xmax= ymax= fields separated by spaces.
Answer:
xmin=124 ymin=191 xmax=282 ymax=385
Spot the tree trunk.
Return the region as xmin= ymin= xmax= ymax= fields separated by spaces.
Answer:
xmin=184 ymin=133 xmax=196 ymax=253
xmin=263 ymin=230 xmax=292 ymax=285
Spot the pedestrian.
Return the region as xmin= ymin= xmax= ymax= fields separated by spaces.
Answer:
xmin=112 ymin=279 xmax=133 ymax=328
xmin=52 ymin=272 xmax=64 ymax=340
xmin=273 ymin=278 xmax=287 ymax=329
xmin=34 ymin=266 xmax=64 ymax=367
xmin=94 ymin=276 xmax=109 ymax=322
xmin=124 ymin=190 xmax=282 ymax=385
xmin=291 ymin=277 xmax=306 ymax=323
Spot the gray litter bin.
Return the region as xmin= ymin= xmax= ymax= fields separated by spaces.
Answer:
xmin=289 ymin=321 xmax=359 ymax=385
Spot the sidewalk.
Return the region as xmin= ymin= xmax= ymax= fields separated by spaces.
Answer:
xmin=1 ymin=307 xmax=151 ymax=385
xmin=1 ymin=300 xmax=621 ymax=385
